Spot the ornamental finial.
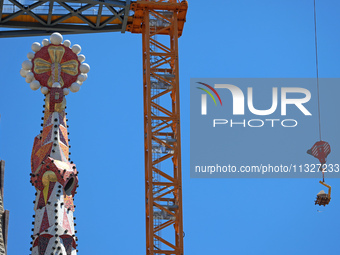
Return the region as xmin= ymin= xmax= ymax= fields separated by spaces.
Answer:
xmin=20 ymin=32 xmax=90 ymax=95
xmin=25 ymin=33 xmax=85 ymax=254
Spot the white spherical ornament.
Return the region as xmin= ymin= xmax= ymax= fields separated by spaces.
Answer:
xmin=52 ymin=82 xmax=61 ymax=88
xmin=25 ymin=72 xmax=34 ymax=83
xmin=79 ymin=63 xmax=90 ymax=73
xmin=77 ymin=80 xmax=83 ymax=86
xmin=41 ymin=86 xmax=49 ymax=95
xmin=30 ymin=80 xmax=40 ymax=90
xmin=25 ymin=77 xmax=32 ymax=83
xmin=63 ymin=88 xmax=70 ymax=95
xmin=78 ymin=54 xmax=85 ymax=63
xmin=31 ymin=42 xmax=41 ymax=52
xmin=72 ymin=44 xmax=81 ymax=54
xmin=27 ymin=52 xmax=35 ymax=60
xmin=50 ymin=32 xmax=63 ymax=45
xmin=63 ymin=40 xmax=71 ymax=47
xmin=22 ymin=60 xmax=32 ymax=70
xmin=77 ymin=74 xmax=87 ymax=82
xmin=42 ymin=39 xmax=50 ymax=46
xmin=20 ymin=68 xmax=28 ymax=77
xmin=70 ymin=82 xmax=80 ymax=92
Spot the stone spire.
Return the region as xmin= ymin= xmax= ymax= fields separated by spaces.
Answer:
xmin=20 ymin=32 xmax=90 ymax=255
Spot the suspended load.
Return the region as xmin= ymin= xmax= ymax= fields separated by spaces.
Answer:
xmin=307 ymin=141 xmax=332 ymax=206
xmin=315 ymin=181 xmax=331 ymax=206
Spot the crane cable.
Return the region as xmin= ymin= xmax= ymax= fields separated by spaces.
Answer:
xmin=313 ymin=0 xmax=326 ymax=183
xmin=313 ymin=0 xmax=322 ymax=141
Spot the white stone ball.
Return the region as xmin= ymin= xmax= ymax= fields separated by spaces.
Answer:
xmin=41 ymin=86 xmax=49 ymax=95
xmin=20 ymin=68 xmax=28 ymax=77
xmin=78 ymin=54 xmax=85 ymax=63
xmin=70 ymin=82 xmax=80 ymax=92
xmin=63 ymin=40 xmax=71 ymax=47
xmin=22 ymin=60 xmax=32 ymax=70
xmin=27 ymin=52 xmax=35 ymax=60
xmin=63 ymin=88 xmax=70 ymax=95
xmin=42 ymin=39 xmax=50 ymax=46
xmin=77 ymin=80 xmax=83 ymax=86
xmin=30 ymin=80 xmax=40 ymax=90
xmin=52 ymin=82 xmax=61 ymax=88
xmin=50 ymin=32 xmax=63 ymax=45
xmin=72 ymin=44 xmax=81 ymax=54
xmin=25 ymin=72 xmax=34 ymax=83
xmin=77 ymin=74 xmax=87 ymax=82
xmin=79 ymin=63 xmax=90 ymax=73
xmin=31 ymin=42 xmax=41 ymax=52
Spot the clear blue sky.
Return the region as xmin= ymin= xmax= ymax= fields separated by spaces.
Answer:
xmin=1 ymin=0 xmax=340 ymax=254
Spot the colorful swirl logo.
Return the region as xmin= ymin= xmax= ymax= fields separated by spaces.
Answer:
xmin=196 ymin=82 xmax=222 ymax=115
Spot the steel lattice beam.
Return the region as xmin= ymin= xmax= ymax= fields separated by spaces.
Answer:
xmin=0 ymin=0 xmax=131 ymax=37
xmin=141 ymin=1 xmax=187 ymax=254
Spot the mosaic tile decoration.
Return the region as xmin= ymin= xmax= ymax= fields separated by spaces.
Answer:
xmin=23 ymin=33 xmax=90 ymax=255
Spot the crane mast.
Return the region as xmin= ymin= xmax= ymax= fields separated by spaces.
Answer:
xmin=128 ymin=1 xmax=187 ymax=254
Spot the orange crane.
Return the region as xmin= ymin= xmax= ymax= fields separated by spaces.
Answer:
xmin=129 ymin=2 xmax=187 ymax=254
xmin=0 ymin=0 xmax=188 ymax=254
